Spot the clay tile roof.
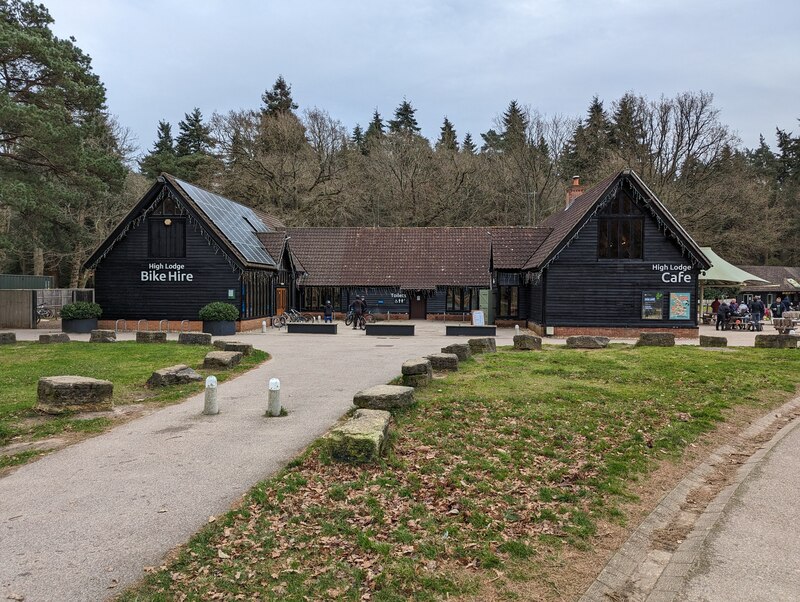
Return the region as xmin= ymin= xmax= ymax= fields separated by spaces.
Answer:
xmin=490 ymin=227 xmax=553 ymax=269
xmin=257 ymin=232 xmax=287 ymax=265
xmin=738 ymin=266 xmax=800 ymax=291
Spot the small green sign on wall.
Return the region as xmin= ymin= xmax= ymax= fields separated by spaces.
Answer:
xmin=228 ymin=289 xmax=235 ymax=299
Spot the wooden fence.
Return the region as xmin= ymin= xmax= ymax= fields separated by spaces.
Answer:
xmin=0 ymin=290 xmax=35 ymax=328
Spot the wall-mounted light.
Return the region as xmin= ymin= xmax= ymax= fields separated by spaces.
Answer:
xmin=164 ymin=218 xmax=172 ymax=226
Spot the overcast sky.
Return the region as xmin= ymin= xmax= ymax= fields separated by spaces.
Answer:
xmin=43 ymin=0 xmax=800 ymax=158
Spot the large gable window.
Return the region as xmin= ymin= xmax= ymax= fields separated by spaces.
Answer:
xmin=597 ymin=192 xmax=643 ymax=259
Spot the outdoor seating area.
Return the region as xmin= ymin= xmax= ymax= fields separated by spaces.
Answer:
xmin=773 ymin=311 xmax=800 ymax=335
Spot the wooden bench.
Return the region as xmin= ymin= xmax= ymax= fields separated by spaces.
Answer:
xmin=287 ymin=323 xmax=338 ymax=334
xmin=365 ymin=323 xmax=414 ymax=336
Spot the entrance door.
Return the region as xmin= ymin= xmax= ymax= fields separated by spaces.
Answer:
xmin=409 ymin=293 xmax=426 ymax=319
xmin=276 ymin=288 xmax=288 ymax=315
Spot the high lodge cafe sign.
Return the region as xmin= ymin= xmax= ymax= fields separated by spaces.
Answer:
xmin=652 ymin=263 xmax=693 ymax=283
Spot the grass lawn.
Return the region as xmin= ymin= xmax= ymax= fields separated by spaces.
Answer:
xmin=122 ymin=345 xmax=800 ymax=601
xmin=0 ymin=341 xmax=267 ymax=469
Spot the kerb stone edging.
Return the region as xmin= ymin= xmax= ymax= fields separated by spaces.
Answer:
xmin=580 ymin=394 xmax=800 ymax=602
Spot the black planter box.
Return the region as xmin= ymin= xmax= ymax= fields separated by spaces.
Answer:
xmin=446 ymin=325 xmax=497 ymax=336
xmin=287 ymin=323 xmax=338 ymax=334
xmin=62 ymin=318 xmax=98 ymax=334
xmin=203 ymin=320 xmax=237 ymax=336
xmin=365 ymin=324 xmax=415 ymax=336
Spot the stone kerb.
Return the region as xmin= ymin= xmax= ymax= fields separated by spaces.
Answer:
xmin=513 ymin=334 xmax=542 ymax=350
xmin=37 ymin=376 xmax=113 ymax=414
xmin=147 ymin=364 xmax=203 ymax=387
xmin=39 ymin=333 xmax=70 ymax=344
xmin=213 ymin=340 xmax=254 ymax=356
xmin=0 ymin=332 xmax=16 ymax=344
xmin=425 ymin=353 xmax=459 ymax=371
xmin=136 ymin=331 xmax=167 ymax=343
xmin=327 ymin=408 xmax=392 ymax=463
xmin=699 ymin=335 xmax=728 ymax=347
xmin=566 ymin=335 xmax=609 ymax=349
xmin=179 ymin=332 xmax=213 ymax=345
xmin=441 ymin=343 xmax=471 ymax=361
xmin=401 ymin=357 xmax=432 ymax=387
xmin=203 ymin=351 xmax=243 ymax=369
xmin=353 ymin=384 xmax=415 ymax=411
xmin=755 ymin=334 xmax=799 ymax=349
xmin=89 ymin=329 xmax=116 ymax=343
xmin=468 ymin=338 xmax=497 ymax=354
xmin=637 ymin=332 xmax=675 ymax=347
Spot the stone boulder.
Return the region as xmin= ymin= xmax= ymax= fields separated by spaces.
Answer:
xmin=136 ymin=331 xmax=167 ymax=343
xmin=441 ymin=343 xmax=471 ymax=361
xmin=147 ymin=364 xmax=203 ymax=387
xmin=353 ymin=384 xmax=415 ymax=411
xmin=755 ymin=334 xmax=799 ymax=349
xmin=39 ymin=333 xmax=70 ymax=344
xmin=401 ymin=357 xmax=432 ymax=387
xmin=213 ymin=340 xmax=253 ymax=356
xmin=637 ymin=332 xmax=675 ymax=347
xmin=566 ymin=336 xmax=609 ymax=349
xmin=203 ymin=351 xmax=243 ymax=369
xmin=327 ymin=409 xmax=391 ymax=463
xmin=37 ymin=376 xmax=113 ymax=414
xmin=699 ymin=335 xmax=728 ymax=348
xmin=0 ymin=332 xmax=16 ymax=345
xmin=179 ymin=332 xmax=213 ymax=345
xmin=89 ymin=329 xmax=116 ymax=343
xmin=513 ymin=334 xmax=542 ymax=350
xmin=468 ymin=337 xmax=497 ymax=354
xmin=425 ymin=352 xmax=459 ymax=371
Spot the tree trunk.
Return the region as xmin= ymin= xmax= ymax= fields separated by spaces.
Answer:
xmin=33 ymin=247 xmax=44 ymax=275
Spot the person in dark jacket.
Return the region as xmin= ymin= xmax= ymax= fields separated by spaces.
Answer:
xmin=750 ymin=296 xmax=765 ymax=331
xmin=771 ymin=297 xmax=783 ymax=319
xmin=716 ymin=301 xmax=730 ymax=331
xmin=349 ymin=296 xmax=365 ymax=329
xmin=782 ymin=296 xmax=792 ymax=313
xmin=323 ymin=300 xmax=333 ymax=323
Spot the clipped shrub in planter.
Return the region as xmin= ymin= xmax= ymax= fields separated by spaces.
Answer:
xmin=61 ymin=302 xmax=102 ymax=333
xmin=199 ymin=302 xmax=239 ymax=336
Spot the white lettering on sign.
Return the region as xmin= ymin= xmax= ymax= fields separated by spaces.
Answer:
xmin=390 ymin=292 xmax=407 ymax=304
xmin=661 ymin=272 xmax=692 ymax=283
xmin=141 ymin=263 xmax=194 ymax=283
xmin=652 ymin=263 xmax=692 ymax=284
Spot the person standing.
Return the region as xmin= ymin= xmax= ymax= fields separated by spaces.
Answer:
xmin=750 ymin=296 xmax=765 ymax=331
xmin=716 ymin=300 xmax=730 ymax=331
xmin=782 ymin=296 xmax=792 ymax=314
xmin=771 ymin=297 xmax=783 ymax=319
xmin=350 ymin=296 xmax=364 ymax=329
xmin=323 ymin=300 xmax=333 ymax=323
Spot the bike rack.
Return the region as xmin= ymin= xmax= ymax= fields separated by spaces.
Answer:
xmin=137 ymin=319 xmax=147 ymax=332
xmin=114 ymin=319 xmax=127 ymax=334
xmin=158 ymin=319 xmax=169 ymax=333
xmin=179 ymin=320 xmax=190 ymax=332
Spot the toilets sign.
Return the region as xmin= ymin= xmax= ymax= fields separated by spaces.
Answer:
xmin=652 ymin=263 xmax=692 ymax=283
xmin=141 ymin=263 xmax=194 ymax=283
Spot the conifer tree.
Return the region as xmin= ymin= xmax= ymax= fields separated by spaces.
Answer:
xmin=436 ymin=117 xmax=458 ymax=151
xmin=501 ymin=100 xmax=529 ymax=149
xmin=462 ymin=133 xmax=477 ymax=154
xmin=261 ymin=75 xmax=298 ymax=117
xmin=388 ymin=99 xmax=421 ymax=134
xmin=365 ymin=110 xmax=385 ymax=142
xmin=139 ymin=120 xmax=178 ymax=179
xmin=175 ymin=108 xmax=213 ymax=156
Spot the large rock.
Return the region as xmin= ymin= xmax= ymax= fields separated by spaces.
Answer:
xmin=0 ymin=332 xmax=16 ymax=344
xmin=213 ymin=340 xmax=254 ymax=356
xmin=179 ymin=332 xmax=212 ymax=345
xmin=353 ymin=384 xmax=415 ymax=411
xmin=327 ymin=409 xmax=391 ymax=463
xmin=468 ymin=337 xmax=497 ymax=354
xmin=37 ymin=376 xmax=113 ymax=414
xmin=136 ymin=331 xmax=167 ymax=343
xmin=699 ymin=335 xmax=728 ymax=347
xmin=401 ymin=358 xmax=432 ymax=376
xmin=755 ymin=334 xmax=799 ymax=349
xmin=637 ymin=332 xmax=675 ymax=347
xmin=441 ymin=343 xmax=471 ymax=361
xmin=513 ymin=334 xmax=542 ymax=350
xmin=147 ymin=364 xmax=203 ymax=387
xmin=89 ymin=329 xmax=116 ymax=343
xmin=203 ymin=351 xmax=243 ymax=369
xmin=425 ymin=352 xmax=459 ymax=371
xmin=39 ymin=333 xmax=70 ymax=344
xmin=566 ymin=336 xmax=609 ymax=349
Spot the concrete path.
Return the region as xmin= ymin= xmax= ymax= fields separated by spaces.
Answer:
xmin=0 ymin=322 xmax=514 ymax=602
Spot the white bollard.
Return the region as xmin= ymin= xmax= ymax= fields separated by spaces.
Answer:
xmin=514 ymin=324 xmax=520 ymax=335
xmin=203 ymin=376 xmax=218 ymax=415
xmin=262 ymin=320 xmax=267 ymax=333
xmin=267 ymin=378 xmax=281 ymax=416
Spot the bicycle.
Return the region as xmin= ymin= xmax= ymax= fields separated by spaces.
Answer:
xmin=345 ymin=309 xmax=375 ymax=326
xmin=36 ymin=303 xmax=55 ymax=323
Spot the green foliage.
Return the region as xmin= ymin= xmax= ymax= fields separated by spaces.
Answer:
xmin=261 ymin=75 xmax=298 ymax=117
xmin=388 ymin=99 xmax=421 ymax=135
xmin=436 ymin=117 xmax=458 ymax=152
xmin=198 ymin=302 xmax=239 ymax=321
xmin=176 ymin=108 xmax=213 ymax=156
xmin=60 ymin=301 xmax=102 ymax=320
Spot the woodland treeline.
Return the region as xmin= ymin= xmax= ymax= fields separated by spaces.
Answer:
xmin=2 ymin=0 xmax=799 ymax=287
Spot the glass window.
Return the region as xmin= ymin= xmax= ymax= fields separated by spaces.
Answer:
xmin=446 ymin=287 xmax=476 ymax=312
xmin=498 ymin=286 xmax=519 ymax=317
xmin=300 ymin=287 xmax=341 ymax=311
xmin=598 ymin=191 xmax=644 ymax=260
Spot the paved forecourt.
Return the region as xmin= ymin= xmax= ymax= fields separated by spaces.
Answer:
xmin=0 ymin=322 xmax=515 ymax=602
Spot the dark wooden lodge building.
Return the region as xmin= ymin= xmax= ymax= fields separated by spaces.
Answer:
xmin=87 ymin=169 xmax=710 ymax=335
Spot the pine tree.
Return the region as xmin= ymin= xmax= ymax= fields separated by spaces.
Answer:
xmin=501 ymin=100 xmax=529 ymax=150
xmin=261 ymin=75 xmax=298 ymax=117
xmin=152 ymin=120 xmax=175 ymax=155
xmin=139 ymin=120 xmax=178 ymax=179
xmin=480 ymin=128 xmax=502 ymax=153
xmin=462 ymin=133 xmax=477 ymax=154
xmin=436 ymin=117 xmax=458 ymax=151
xmin=388 ymin=99 xmax=421 ymax=134
xmin=175 ymin=108 xmax=213 ymax=156
xmin=563 ymin=96 xmax=612 ymax=179
xmin=365 ymin=110 xmax=385 ymax=142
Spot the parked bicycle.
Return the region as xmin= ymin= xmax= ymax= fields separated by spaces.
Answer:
xmin=272 ymin=308 xmax=314 ymax=327
xmin=36 ymin=303 xmax=55 ymax=323
xmin=345 ymin=309 xmax=374 ymax=329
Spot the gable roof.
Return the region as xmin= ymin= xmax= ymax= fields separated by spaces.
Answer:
xmin=276 ymin=227 xmax=550 ymax=289
xmin=737 ymin=266 xmax=800 ymax=292
xmin=523 ymin=169 xmax=710 ymax=271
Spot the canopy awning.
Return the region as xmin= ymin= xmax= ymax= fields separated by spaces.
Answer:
xmin=698 ymin=247 xmax=769 ymax=285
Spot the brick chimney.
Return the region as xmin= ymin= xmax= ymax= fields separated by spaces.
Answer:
xmin=565 ymin=175 xmax=586 ymax=209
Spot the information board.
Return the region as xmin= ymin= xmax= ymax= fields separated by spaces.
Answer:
xmin=642 ymin=291 xmax=663 ymax=320
xmin=669 ymin=292 xmax=691 ymax=320
xmin=472 ymin=310 xmax=485 ymax=326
